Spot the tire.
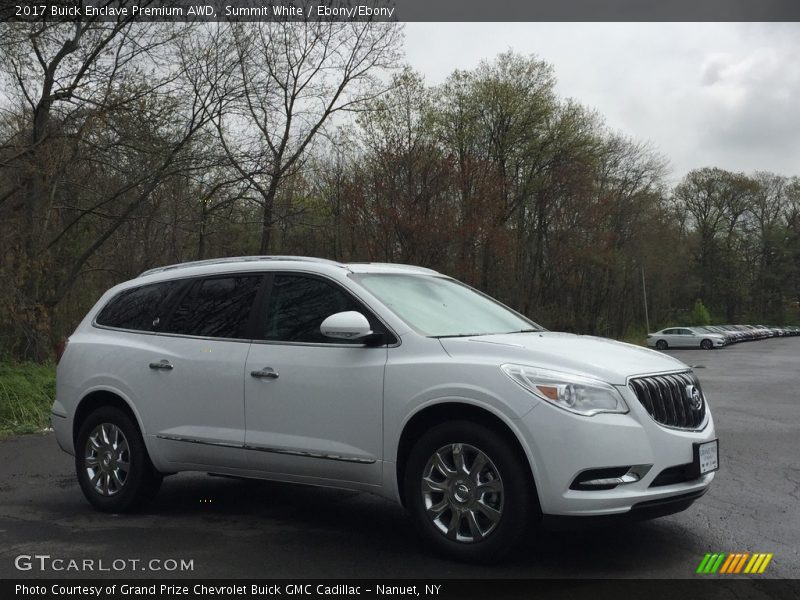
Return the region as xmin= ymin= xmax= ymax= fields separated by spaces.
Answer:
xmin=700 ymin=339 xmax=713 ymax=350
xmin=403 ymin=420 xmax=537 ymax=563
xmin=75 ymin=406 xmax=162 ymax=513
xmin=655 ymin=339 xmax=668 ymax=350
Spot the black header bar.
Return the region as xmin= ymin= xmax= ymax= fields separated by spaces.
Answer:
xmin=3 ymin=0 xmax=800 ymax=23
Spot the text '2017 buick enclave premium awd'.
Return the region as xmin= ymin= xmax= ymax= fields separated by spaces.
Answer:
xmin=52 ymin=256 xmax=718 ymax=562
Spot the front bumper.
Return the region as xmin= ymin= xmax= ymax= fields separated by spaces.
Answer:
xmin=542 ymin=488 xmax=708 ymax=529
xmin=518 ymin=382 xmax=716 ymax=517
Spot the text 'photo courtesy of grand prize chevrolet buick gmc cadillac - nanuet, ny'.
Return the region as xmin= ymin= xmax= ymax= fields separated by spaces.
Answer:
xmin=51 ymin=256 xmax=719 ymax=563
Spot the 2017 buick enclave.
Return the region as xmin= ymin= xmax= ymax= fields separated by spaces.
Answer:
xmin=52 ymin=256 xmax=718 ymax=562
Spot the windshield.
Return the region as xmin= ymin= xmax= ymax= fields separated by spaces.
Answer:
xmin=351 ymin=273 xmax=542 ymax=337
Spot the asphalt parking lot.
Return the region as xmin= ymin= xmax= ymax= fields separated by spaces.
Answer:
xmin=1 ymin=338 xmax=798 ymax=579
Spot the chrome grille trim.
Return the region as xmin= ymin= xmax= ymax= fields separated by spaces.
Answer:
xmin=628 ymin=371 xmax=707 ymax=430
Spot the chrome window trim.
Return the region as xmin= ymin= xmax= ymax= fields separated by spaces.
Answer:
xmin=248 ymin=338 xmax=395 ymax=349
xmin=92 ymin=324 xmax=253 ymax=344
xmin=91 ymin=268 xmax=402 ymax=349
xmin=92 ymin=323 xmax=397 ymax=349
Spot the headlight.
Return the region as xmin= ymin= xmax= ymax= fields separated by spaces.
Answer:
xmin=501 ymin=364 xmax=628 ymax=416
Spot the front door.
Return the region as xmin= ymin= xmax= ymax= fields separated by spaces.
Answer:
xmin=244 ymin=273 xmax=387 ymax=486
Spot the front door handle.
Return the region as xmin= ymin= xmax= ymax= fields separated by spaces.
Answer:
xmin=251 ymin=367 xmax=279 ymax=379
xmin=149 ymin=359 xmax=173 ymax=370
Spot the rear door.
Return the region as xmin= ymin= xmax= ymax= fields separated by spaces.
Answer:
xmin=679 ymin=328 xmax=698 ymax=347
xmin=243 ymin=273 xmax=389 ymax=486
xmin=662 ymin=328 xmax=679 ymax=346
xmin=122 ymin=274 xmax=263 ymax=469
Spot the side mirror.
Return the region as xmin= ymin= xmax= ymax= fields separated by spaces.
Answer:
xmin=320 ymin=311 xmax=373 ymax=341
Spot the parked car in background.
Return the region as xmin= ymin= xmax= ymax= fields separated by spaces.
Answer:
xmin=647 ymin=327 xmax=726 ymax=350
xmin=747 ymin=325 xmax=770 ymax=339
xmin=648 ymin=323 xmax=799 ymax=347
xmin=722 ymin=325 xmax=754 ymax=341
xmin=696 ymin=326 xmax=735 ymax=345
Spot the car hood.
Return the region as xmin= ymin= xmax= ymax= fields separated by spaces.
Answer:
xmin=439 ymin=331 xmax=689 ymax=385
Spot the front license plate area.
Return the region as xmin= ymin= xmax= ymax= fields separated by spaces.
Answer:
xmin=692 ymin=439 xmax=719 ymax=477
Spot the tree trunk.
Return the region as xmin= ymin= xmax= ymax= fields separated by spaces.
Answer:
xmin=258 ymin=177 xmax=280 ymax=254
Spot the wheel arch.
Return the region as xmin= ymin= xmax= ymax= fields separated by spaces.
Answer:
xmin=72 ymin=388 xmax=144 ymax=450
xmin=395 ymin=401 xmax=539 ymax=508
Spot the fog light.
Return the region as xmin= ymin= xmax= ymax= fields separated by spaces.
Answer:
xmin=571 ymin=465 xmax=652 ymax=490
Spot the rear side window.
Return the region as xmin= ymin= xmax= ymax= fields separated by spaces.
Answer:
xmin=263 ymin=275 xmax=361 ymax=344
xmin=96 ymin=281 xmax=180 ymax=331
xmin=162 ymin=276 xmax=262 ymax=339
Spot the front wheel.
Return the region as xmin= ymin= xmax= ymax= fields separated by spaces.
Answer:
xmin=700 ymin=339 xmax=713 ymax=350
xmin=403 ymin=421 xmax=537 ymax=563
xmin=75 ymin=406 xmax=162 ymax=513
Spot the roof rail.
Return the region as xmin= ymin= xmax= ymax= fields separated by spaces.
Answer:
xmin=347 ymin=262 xmax=440 ymax=275
xmin=138 ymin=256 xmax=345 ymax=278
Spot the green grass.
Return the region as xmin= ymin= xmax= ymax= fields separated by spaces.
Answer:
xmin=0 ymin=362 xmax=56 ymax=438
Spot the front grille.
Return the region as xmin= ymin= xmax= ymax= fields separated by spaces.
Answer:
xmin=629 ymin=372 xmax=706 ymax=429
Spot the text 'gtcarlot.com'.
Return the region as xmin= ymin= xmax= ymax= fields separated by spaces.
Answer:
xmin=14 ymin=555 xmax=193 ymax=573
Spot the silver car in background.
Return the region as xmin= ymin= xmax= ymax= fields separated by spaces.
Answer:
xmin=647 ymin=327 xmax=726 ymax=350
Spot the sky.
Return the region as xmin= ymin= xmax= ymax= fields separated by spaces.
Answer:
xmin=403 ymin=23 xmax=800 ymax=182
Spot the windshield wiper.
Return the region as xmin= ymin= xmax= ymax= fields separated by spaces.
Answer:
xmin=434 ymin=333 xmax=486 ymax=338
xmin=434 ymin=329 xmax=542 ymax=338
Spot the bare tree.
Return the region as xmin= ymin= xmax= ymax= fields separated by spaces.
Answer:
xmin=205 ymin=20 xmax=403 ymax=253
xmin=0 ymin=18 xmax=218 ymax=358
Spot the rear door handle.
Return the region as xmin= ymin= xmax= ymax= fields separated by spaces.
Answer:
xmin=251 ymin=367 xmax=279 ymax=379
xmin=149 ymin=359 xmax=173 ymax=370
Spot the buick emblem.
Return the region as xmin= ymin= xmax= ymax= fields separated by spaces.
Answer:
xmin=686 ymin=385 xmax=703 ymax=410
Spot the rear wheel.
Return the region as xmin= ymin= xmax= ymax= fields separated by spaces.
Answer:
xmin=403 ymin=420 xmax=536 ymax=563
xmin=75 ymin=406 xmax=161 ymax=512
xmin=700 ymin=339 xmax=713 ymax=350
xmin=655 ymin=339 xmax=668 ymax=350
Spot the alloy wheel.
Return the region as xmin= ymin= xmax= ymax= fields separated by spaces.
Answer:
xmin=83 ymin=423 xmax=130 ymax=496
xmin=421 ymin=443 xmax=504 ymax=543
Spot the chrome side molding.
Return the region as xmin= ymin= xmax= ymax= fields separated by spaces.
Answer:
xmin=156 ymin=434 xmax=375 ymax=464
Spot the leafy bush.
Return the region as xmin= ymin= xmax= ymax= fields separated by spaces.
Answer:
xmin=691 ymin=299 xmax=712 ymax=326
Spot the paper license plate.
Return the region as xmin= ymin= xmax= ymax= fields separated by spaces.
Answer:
xmin=695 ymin=439 xmax=719 ymax=475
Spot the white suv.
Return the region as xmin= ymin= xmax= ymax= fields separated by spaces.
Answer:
xmin=52 ymin=256 xmax=718 ymax=562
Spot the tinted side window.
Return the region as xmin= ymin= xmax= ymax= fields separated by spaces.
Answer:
xmin=163 ymin=276 xmax=262 ymax=339
xmin=264 ymin=275 xmax=361 ymax=344
xmin=96 ymin=281 xmax=180 ymax=331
